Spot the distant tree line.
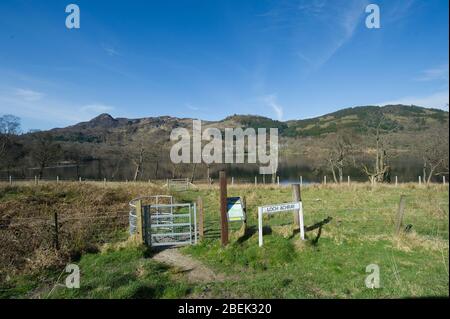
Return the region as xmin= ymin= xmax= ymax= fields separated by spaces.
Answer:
xmin=0 ymin=110 xmax=448 ymax=183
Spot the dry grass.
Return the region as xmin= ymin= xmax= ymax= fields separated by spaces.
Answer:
xmin=0 ymin=182 xmax=168 ymax=278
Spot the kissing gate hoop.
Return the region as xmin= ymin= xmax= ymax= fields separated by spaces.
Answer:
xmin=129 ymin=195 xmax=197 ymax=247
xmin=257 ymin=201 xmax=305 ymax=247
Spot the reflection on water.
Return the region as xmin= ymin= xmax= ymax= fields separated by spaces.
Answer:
xmin=1 ymin=156 xmax=447 ymax=183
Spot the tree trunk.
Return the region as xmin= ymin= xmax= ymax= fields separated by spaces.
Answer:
xmin=331 ymin=165 xmax=338 ymax=183
xmin=191 ymin=163 xmax=197 ymax=183
xmin=154 ymin=161 xmax=159 ymax=179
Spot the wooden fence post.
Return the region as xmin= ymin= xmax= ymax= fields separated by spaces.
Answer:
xmin=197 ymin=196 xmax=204 ymax=240
xmin=103 ymin=178 xmax=107 ymax=187
xmin=135 ymin=199 xmax=144 ymax=244
xmin=56 ymin=176 xmax=59 ymax=184
xmin=242 ymin=196 xmax=247 ymax=233
xmin=79 ymin=177 xmax=82 ymax=183
xmin=300 ymin=176 xmax=303 ymax=187
xmin=231 ymin=177 xmax=234 ymax=185
xmin=9 ymin=176 xmax=12 ymax=185
xmin=292 ymin=183 xmax=301 ymax=227
xmin=418 ymin=176 xmax=421 ymax=185
xmin=324 ymin=176 xmax=327 ymax=185
xmin=277 ymin=176 xmax=280 ymax=186
xmin=35 ymin=176 xmax=38 ymax=185
xmin=395 ymin=195 xmax=406 ymax=235
xmin=219 ymin=171 xmax=228 ymax=246
xmin=347 ymin=176 xmax=350 ymax=185
xmin=53 ymin=212 xmax=60 ymax=250
xmin=395 ymin=176 xmax=398 ymax=187
xmin=255 ymin=176 xmax=257 ymax=186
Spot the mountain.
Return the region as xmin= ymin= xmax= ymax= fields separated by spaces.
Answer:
xmin=47 ymin=104 xmax=448 ymax=143
xmin=10 ymin=104 xmax=449 ymax=181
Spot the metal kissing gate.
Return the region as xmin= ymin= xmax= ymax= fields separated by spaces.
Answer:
xmin=129 ymin=195 xmax=197 ymax=247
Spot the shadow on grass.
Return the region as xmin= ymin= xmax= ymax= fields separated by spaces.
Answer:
xmin=289 ymin=216 xmax=333 ymax=245
xmin=236 ymin=225 xmax=272 ymax=244
xmin=131 ymin=284 xmax=165 ymax=299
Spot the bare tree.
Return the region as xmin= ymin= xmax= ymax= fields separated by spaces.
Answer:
xmin=128 ymin=139 xmax=162 ymax=181
xmin=0 ymin=115 xmax=21 ymax=160
xmin=362 ymin=114 xmax=396 ymax=184
xmin=422 ymin=127 xmax=449 ymax=183
xmin=326 ymin=131 xmax=355 ymax=183
xmin=63 ymin=146 xmax=86 ymax=179
xmin=30 ymin=132 xmax=62 ymax=178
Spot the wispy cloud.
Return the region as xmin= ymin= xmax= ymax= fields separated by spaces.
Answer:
xmin=0 ymin=87 xmax=117 ymax=129
xmin=186 ymin=103 xmax=200 ymax=111
xmin=293 ymin=0 xmax=369 ymax=70
xmin=314 ymin=0 xmax=369 ymax=68
xmin=14 ymin=88 xmax=45 ymax=101
xmin=263 ymin=94 xmax=283 ymax=120
xmin=101 ymin=43 xmax=120 ymax=57
xmin=384 ymin=0 xmax=416 ymax=23
xmin=416 ymin=64 xmax=449 ymax=82
xmin=376 ymin=90 xmax=449 ymax=110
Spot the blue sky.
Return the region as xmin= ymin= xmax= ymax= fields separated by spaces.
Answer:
xmin=0 ymin=0 xmax=448 ymax=131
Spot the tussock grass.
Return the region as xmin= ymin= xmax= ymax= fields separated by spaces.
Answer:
xmin=1 ymin=181 xmax=448 ymax=298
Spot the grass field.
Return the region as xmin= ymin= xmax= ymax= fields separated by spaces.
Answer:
xmin=0 ymin=181 xmax=448 ymax=298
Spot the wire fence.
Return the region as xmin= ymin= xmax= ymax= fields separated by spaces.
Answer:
xmin=0 ymin=211 xmax=131 ymax=275
xmin=0 ymin=175 xmax=448 ymax=185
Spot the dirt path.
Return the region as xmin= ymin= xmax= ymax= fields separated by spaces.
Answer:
xmin=152 ymin=248 xmax=226 ymax=283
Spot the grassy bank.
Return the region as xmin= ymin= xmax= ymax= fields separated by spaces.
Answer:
xmin=0 ymin=182 xmax=448 ymax=298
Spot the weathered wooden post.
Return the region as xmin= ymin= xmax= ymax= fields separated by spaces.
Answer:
xmin=395 ymin=176 xmax=398 ymax=187
xmin=103 ymin=178 xmax=107 ymax=187
xmin=242 ymin=196 xmax=248 ymax=233
xmin=197 ymin=196 xmax=204 ymax=240
xmin=395 ymin=195 xmax=406 ymax=235
xmin=300 ymin=176 xmax=303 ymax=187
xmin=219 ymin=171 xmax=228 ymax=246
xmin=135 ymin=199 xmax=144 ymax=244
xmin=79 ymin=177 xmax=82 ymax=183
xmin=347 ymin=176 xmax=350 ymax=185
xmin=324 ymin=175 xmax=327 ymax=185
xmin=56 ymin=176 xmax=59 ymax=184
xmin=277 ymin=176 xmax=280 ymax=186
xmin=258 ymin=206 xmax=263 ymax=247
xmin=255 ymin=176 xmax=257 ymax=186
xmin=34 ymin=176 xmax=38 ymax=185
xmin=418 ymin=176 xmax=422 ymax=185
xmin=292 ymin=183 xmax=301 ymax=227
xmin=9 ymin=176 xmax=12 ymax=185
xmin=231 ymin=177 xmax=234 ymax=186
xmin=53 ymin=212 xmax=60 ymax=250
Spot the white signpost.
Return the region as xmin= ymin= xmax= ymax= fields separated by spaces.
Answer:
xmin=258 ymin=201 xmax=305 ymax=247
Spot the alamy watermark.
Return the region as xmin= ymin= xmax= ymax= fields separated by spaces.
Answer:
xmin=366 ymin=4 xmax=381 ymax=29
xmin=365 ymin=264 xmax=380 ymax=289
xmin=170 ymin=120 xmax=278 ymax=175
xmin=65 ymin=4 xmax=80 ymax=29
xmin=65 ymin=263 xmax=80 ymax=289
